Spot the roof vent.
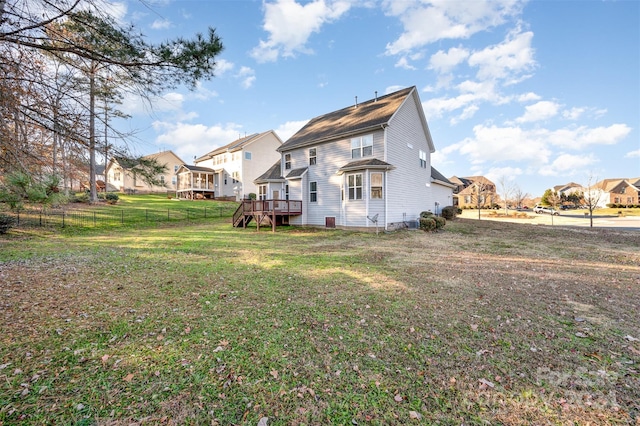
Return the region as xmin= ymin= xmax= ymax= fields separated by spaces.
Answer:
xmin=375 ymin=91 xmax=378 ymax=102
xmin=354 ymin=96 xmax=358 ymax=108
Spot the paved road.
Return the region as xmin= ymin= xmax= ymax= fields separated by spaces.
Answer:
xmin=457 ymin=209 xmax=640 ymax=231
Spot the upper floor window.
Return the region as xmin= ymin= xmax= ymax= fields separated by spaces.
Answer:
xmin=348 ymin=173 xmax=363 ymax=200
xmin=174 ymin=165 xmax=179 ymax=172
xmin=160 ymin=175 xmax=165 ymax=184
xmin=351 ymin=135 xmax=373 ymax=159
xmin=245 ymin=151 xmax=252 ymax=160
xmin=309 ymin=181 xmax=317 ymax=202
xmin=419 ymin=150 xmax=427 ymax=168
xmin=284 ymin=153 xmax=291 ymax=170
xmin=370 ymin=172 xmax=383 ymax=199
xmin=309 ymin=148 xmax=317 ymax=166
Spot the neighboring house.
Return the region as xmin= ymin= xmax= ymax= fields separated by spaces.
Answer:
xmin=106 ymin=150 xmax=184 ymax=193
xmin=176 ymin=130 xmax=282 ymax=201
xmin=553 ymin=182 xmax=582 ymax=197
xmin=449 ymin=175 xmax=497 ymax=209
xmin=244 ymin=86 xmax=454 ymax=230
xmin=591 ymin=177 xmax=640 ymax=207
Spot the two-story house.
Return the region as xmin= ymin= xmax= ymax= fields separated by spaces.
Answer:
xmin=106 ymin=150 xmax=184 ymax=194
xmin=176 ymin=130 xmax=283 ymax=201
xmin=449 ymin=175 xmax=497 ymax=209
xmin=240 ymin=86 xmax=454 ymax=230
xmin=595 ymin=177 xmax=640 ymax=206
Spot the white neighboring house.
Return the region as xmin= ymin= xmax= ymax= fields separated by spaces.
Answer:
xmin=248 ymin=86 xmax=454 ymax=230
xmin=105 ymin=150 xmax=184 ymax=193
xmin=176 ymin=130 xmax=282 ymax=201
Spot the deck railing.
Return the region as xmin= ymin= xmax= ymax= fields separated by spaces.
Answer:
xmin=243 ymin=199 xmax=302 ymax=215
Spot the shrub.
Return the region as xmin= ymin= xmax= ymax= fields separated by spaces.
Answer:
xmin=419 ymin=217 xmax=436 ymax=232
xmin=71 ymin=192 xmax=90 ymax=203
xmin=105 ymin=193 xmax=119 ymax=204
xmin=434 ymin=216 xmax=446 ymax=229
xmin=419 ymin=211 xmax=433 ymax=219
xmin=0 ymin=213 xmax=15 ymax=234
xmin=248 ymin=193 xmax=257 ymax=200
xmin=441 ymin=206 xmax=457 ymax=220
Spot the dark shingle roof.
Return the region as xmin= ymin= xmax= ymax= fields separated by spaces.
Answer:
xmin=254 ymin=161 xmax=284 ymax=183
xmin=180 ymin=164 xmax=216 ymax=173
xmin=285 ymin=167 xmax=308 ymax=179
xmin=338 ymin=158 xmax=394 ymax=174
xmin=431 ymin=167 xmax=452 ymax=185
xmin=279 ymin=87 xmax=415 ymax=152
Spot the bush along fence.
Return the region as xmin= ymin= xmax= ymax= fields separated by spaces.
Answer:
xmin=2 ymin=205 xmax=238 ymax=230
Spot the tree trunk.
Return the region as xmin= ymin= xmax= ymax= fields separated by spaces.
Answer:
xmin=89 ymin=62 xmax=97 ymax=203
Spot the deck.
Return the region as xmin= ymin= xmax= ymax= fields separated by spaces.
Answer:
xmin=233 ymin=199 xmax=302 ymax=231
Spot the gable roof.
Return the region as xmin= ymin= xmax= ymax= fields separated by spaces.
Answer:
xmin=178 ymin=164 xmax=216 ymax=173
xmin=278 ymin=86 xmax=418 ymax=152
xmin=431 ymin=167 xmax=454 ymax=187
xmin=195 ymin=130 xmax=281 ymax=163
xmin=254 ymin=161 xmax=283 ymax=183
xmin=337 ymin=158 xmax=394 ymax=174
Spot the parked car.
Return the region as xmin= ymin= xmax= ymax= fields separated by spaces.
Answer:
xmin=533 ymin=205 xmax=560 ymax=215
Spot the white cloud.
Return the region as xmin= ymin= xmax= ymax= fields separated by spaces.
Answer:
xmin=276 ymin=120 xmax=309 ymax=141
xmin=384 ymin=0 xmax=524 ymax=55
xmin=484 ymin=166 xmax=523 ymax=184
xmin=517 ymin=92 xmax=541 ymax=102
xmin=457 ymin=124 xmax=552 ymax=165
xmin=538 ymin=153 xmax=598 ymax=177
xmin=251 ymin=0 xmax=351 ymax=63
xmin=516 ymin=100 xmax=560 ymax=123
xmin=119 ymin=92 xmax=185 ymax=116
xmin=395 ymin=57 xmax=416 ymax=70
xmin=468 ymin=29 xmax=536 ymax=82
xmin=237 ymin=66 xmax=256 ymax=89
xmin=562 ymin=107 xmax=586 ymax=120
xmin=150 ymin=18 xmax=172 ymax=30
xmin=428 ymin=46 xmax=470 ymax=73
xmin=215 ymin=59 xmax=235 ymax=76
xmin=153 ymin=122 xmax=243 ymax=162
xmin=625 ymin=149 xmax=640 ymax=159
xmin=421 ymin=80 xmax=506 ymax=120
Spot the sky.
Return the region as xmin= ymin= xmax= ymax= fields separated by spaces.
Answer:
xmin=111 ymin=0 xmax=639 ymax=197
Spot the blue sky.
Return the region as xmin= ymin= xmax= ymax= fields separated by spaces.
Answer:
xmin=112 ymin=0 xmax=639 ymax=197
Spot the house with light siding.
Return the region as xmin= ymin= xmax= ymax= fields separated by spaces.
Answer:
xmin=106 ymin=150 xmax=184 ymax=194
xmin=176 ymin=130 xmax=283 ymax=200
xmin=449 ymin=176 xmax=498 ymax=209
xmin=240 ymin=86 xmax=454 ymax=230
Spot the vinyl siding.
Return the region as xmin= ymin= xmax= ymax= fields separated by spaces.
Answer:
xmin=282 ymin=129 xmax=386 ymax=227
xmin=240 ymin=134 xmax=282 ymax=198
xmin=385 ymin=95 xmax=434 ymax=223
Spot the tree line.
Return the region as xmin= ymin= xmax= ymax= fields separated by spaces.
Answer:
xmin=0 ymin=0 xmax=224 ymax=204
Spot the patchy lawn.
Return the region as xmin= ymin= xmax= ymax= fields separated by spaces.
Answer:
xmin=0 ymin=219 xmax=638 ymax=425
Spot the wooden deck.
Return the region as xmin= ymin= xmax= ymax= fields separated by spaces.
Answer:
xmin=233 ymin=199 xmax=302 ymax=231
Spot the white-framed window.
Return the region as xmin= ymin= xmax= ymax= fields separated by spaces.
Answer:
xmin=285 ymin=184 xmax=289 ymax=201
xmin=309 ymin=147 xmax=317 ymax=165
xmin=160 ymin=175 xmax=165 ymax=184
xmin=464 ymin=195 xmax=471 ymax=204
xmin=245 ymin=151 xmax=252 ymax=160
xmin=370 ymin=172 xmax=383 ymax=199
xmin=351 ymin=135 xmax=373 ymax=159
xmin=284 ymin=153 xmax=291 ymax=170
xmin=174 ymin=165 xmax=179 ymax=172
xmin=232 ymin=171 xmax=239 ymax=184
xmin=114 ymin=171 xmax=121 ymax=181
xmin=258 ymin=185 xmax=267 ymax=200
xmin=171 ymin=176 xmax=177 ymax=185
xmin=348 ymin=173 xmax=363 ymax=200
xmin=309 ymin=181 xmax=317 ymax=202
xmin=419 ymin=150 xmax=427 ymax=168
xmin=224 ymin=174 xmax=228 ymax=185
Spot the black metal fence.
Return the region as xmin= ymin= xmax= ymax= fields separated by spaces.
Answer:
xmin=4 ymin=205 xmax=238 ymax=229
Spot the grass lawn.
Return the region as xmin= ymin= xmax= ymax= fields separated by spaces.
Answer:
xmin=0 ymin=217 xmax=638 ymax=424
